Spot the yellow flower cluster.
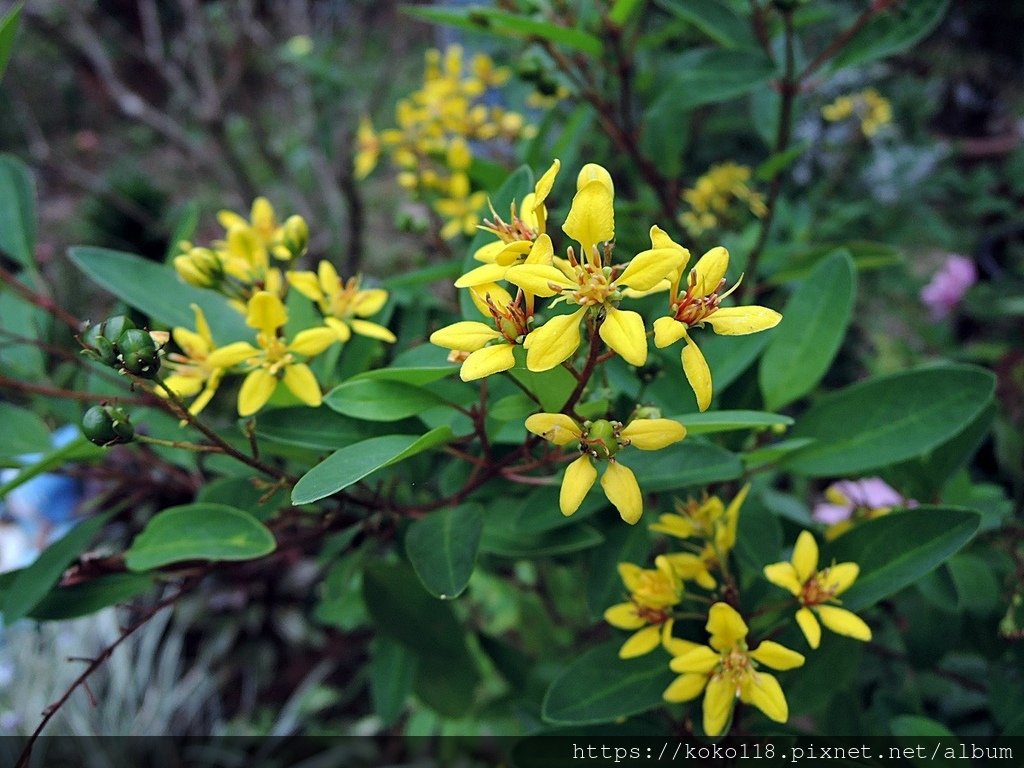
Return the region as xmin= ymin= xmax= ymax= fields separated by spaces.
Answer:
xmin=821 ymin=88 xmax=893 ymax=137
xmin=679 ymin=162 xmax=767 ymax=236
xmin=354 ymin=45 xmax=537 ymax=239
xmin=603 ymin=489 xmax=872 ymax=738
xmin=165 ymin=198 xmax=394 ymax=417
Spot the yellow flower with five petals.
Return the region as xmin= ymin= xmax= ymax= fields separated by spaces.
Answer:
xmin=287 ymin=261 xmax=396 ymax=345
xmin=161 ymin=304 xmax=226 ymax=417
xmin=604 ymin=556 xmax=684 ymax=658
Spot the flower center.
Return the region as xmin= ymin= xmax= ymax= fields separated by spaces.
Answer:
xmin=579 ymin=419 xmax=624 ymax=459
xmin=328 ymin=277 xmax=364 ymax=319
xmin=800 ymin=569 xmax=840 ymax=606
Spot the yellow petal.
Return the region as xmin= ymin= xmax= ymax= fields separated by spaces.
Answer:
xmin=325 ymin=317 xmax=352 ymax=343
xmin=524 ymin=413 xmax=583 ymax=445
xmin=792 ymin=530 xmax=819 ymax=582
xmin=468 ymin=282 xmax=514 ymax=317
xmin=162 ymin=374 xmax=203 ymax=398
xmin=604 ymin=602 xmax=645 ymax=630
xmin=705 ymin=306 xmax=782 ymax=335
xmin=535 ymin=159 xmax=560 ymax=204
xmin=823 ymin=562 xmax=860 ymax=596
xmin=599 ymin=307 xmax=647 ymax=367
xmin=681 ymin=331 xmax=713 ymax=412
xmin=749 ymin=641 xmax=805 ymax=671
xmin=703 ymin=675 xmax=736 ymax=737
xmin=815 ymin=605 xmax=872 ymax=642
xmin=664 ymin=634 xmax=703 ymax=658
xmin=172 ymin=327 xmax=208 ymax=360
xmin=562 ymin=179 xmax=614 ymax=259
xmin=430 ymin=321 xmax=502 ymax=352
xmin=740 ymin=671 xmax=788 ymax=723
xmin=282 ymin=363 xmax=322 ymax=407
xmin=454 ymin=263 xmax=509 ymax=288
xmin=191 ymin=304 xmax=213 ymax=346
xmin=619 ymin=626 xmax=662 ymax=658
xmin=318 ymin=260 xmax=342 ymax=297
xmin=653 ymin=316 xmax=688 ymax=348
xmin=763 ymin=562 xmax=803 ymax=596
xmin=718 ymin=483 xmax=749 ymax=551
xmin=505 ymin=264 xmax=574 ymax=297
xmin=576 ymin=162 xmax=614 ymax=194
xmin=706 ymin=602 xmax=748 ymax=652
xmin=560 ymin=454 xmax=597 ymax=516
xmin=616 ymin=248 xmax=687 ymax=292
xmin=649 ymin=224 xmax=690 ymax=276
xmin=350 ymin=319 xmax=397 ymax=343
xmin=238 ymin=368 xmax=277 ymax=417
xmin=246 ymin=291 xmax=287 ymax=336
xmin=473 ymin=239 xmax=509 ymax=264
xmin=691 ymin=246 xmax=729 ymax=297
xmin=669 ymin=645 xmax=720 ymax=674
xmin=352 ymin=289 xmax=389 ymax=317
xmin=601 ymin=460 xmax=643 ymax=524
xmin=525 ymin=308 xmax=585 ymax=371
xmin=523 ymin=233 xmax=554 ymax=266
xmin=795 ymin=606 xmax=822 ymax=649
xmin=620 ymin=418 xmax=686 ymax=450
xmin=461 ymin=343 xmax=515 ymax=380
xmin=649 ymin=514 xmax=696 ymax=539
xmin=206 ymin=341 xmax=260 ymax=369
xmin=617 ymin=562 xmax=644 ymax=593
xmin=289 ymin=327 xmax=338 ymax=356
xmin=663 ymin=673 xmax=708 ymax=703
xmin=493 ymin=241 xmax=533 ymax=266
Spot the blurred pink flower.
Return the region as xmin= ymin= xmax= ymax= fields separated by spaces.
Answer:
xmin=920 ymin=254 xmax=977 ymax=320
xmin=813 ymin=477 xmax=916 ymax=526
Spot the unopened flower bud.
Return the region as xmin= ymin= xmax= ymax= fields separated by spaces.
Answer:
xmin=82 ymin=405 xmax=134 ymax=446
xmin=117 ymin=328 xmax=161 ymax=378
xmin=279 ymin=215 xmax=309 ymax=260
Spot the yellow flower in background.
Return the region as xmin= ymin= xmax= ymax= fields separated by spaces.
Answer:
xmin=663 ymin=602 xmax=804 ymax=737
xmin=434 ymin=172 xmax=488 ymax=240
xmin=653 ymin=247 xmax=781 ymax=411
xmin=525 ymin=412 xmax=686 ymax=524
xmin=287 ymin=261 xmax=396 ymax=345
xmin=604 ymin=556 xmax=683 ymax=658
xmin=763 ymin=530 xmax=871 ymax=649
xmin=680 ymin=162 xmax=767 ymax=236
xmin=173 ymin=246 xmax=223 ymax=290
xmin=206 ymin=291 xmax=337 ymax=417
xmin=354 ymin=115 xmax=381 ymax=180
xmin=217 ymin=197 xmax=305 ymax=262
xmin=161 ymin=304 xmax=226 ymax=417
xmin=822 ymin=88 xmax=892 ymax=137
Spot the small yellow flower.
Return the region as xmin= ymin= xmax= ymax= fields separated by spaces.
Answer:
xmin=525 ymin=412 xmax=685 ymax=524
xmin=435 ymin=172 xmax=488 ymax=239
xmin=653 ymin=246 xmax=781 ymax=411
xmin=286 ymin=261 xmax=396 ymax=345
xmin=354 ymin=115 xmax=380 ymax=180
xmin=173 ymin=246 xmax=223 ymax=289
xmin=604 ymin=556 xmax=683 ymax=658
xmin=161 ymin=304 xmax=226 ymax=416
xmin=217 ymin=197 xmax=301 ymax=262
xmin=205 ymin=292 xmax=337 ymax=417
xmin=663 ymin=602 xmax=804 ymax=737
xmin=763 ymin=530 xmax=872 ymax=649
xmin=822 ymin=88 xmax=892 ymax=137
xmin=679 ymin=162 xmax=766 ymax=236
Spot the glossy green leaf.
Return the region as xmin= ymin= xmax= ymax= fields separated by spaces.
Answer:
xmin=68 ymin=246 xmax=248 ymax=342
xmin=830 ymin=0 xmax=950 ymax=71
xmin=0 ymin=403 xmax=52 ymax=463
xmin=760 ymin=249 xmax=856 ymax=410
xmin=124 ymin=503 xmax=276 ymax=571
xmin=785 ymin=635 xmax=862 ymax=715
xmin=0 ymin=154 xmax=36 ymax=270
xmin=542 ymin=641 xmax=675 ymax=725
xmin=649 ymin=49 xmax=776 ymax=115
xmin=890 ymin=715 xmax=955 ymax=737
xmin=29 ymin=574 xmax=153 ymax=621
xmin=784 ymin=365 xmax=995 ymax=476
xmin=630 ymin=441 xmax=743 ymax=492
xmin=369 ymin=637 xmax=417 ymax=727
xmin=324 ymin=378 xmax=446 ymax=421
xmin=2 ymin=510 xmax=112 ymax=623
xmin=253 ymin=407 xmax=367 ymax=450
xmin=674 ymin=410 xmax=793 ymax=435
xmin=291 ymin=428 xmax=452 ymax=504
xmin=351 ymin=365 xmax=457 ymax=386
xmin=196 ymin=476 xmax=290 ymax=521
xmin=405 ymin=503 xmax=483 ymax=599
xmin=654 ymin=0 xmax=756 ymax=48
xmin=510 ymin=358 xmax=576 ymax=413
xmin=586 ymin=523 xmax=652 ymax=618
xmin=481 ymin=523 xmax=604 ymax=558
xmin=765 ymin=241 xmax=900 ymax=285
xmin=0 ymin=4 xmax=20 ymax=81
xmin=826 ymin=507 xmax=980 ymax=611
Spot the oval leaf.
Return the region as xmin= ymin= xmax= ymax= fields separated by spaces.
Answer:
xmin=826 ymin=507 xmax=980 ymax=611
xmin=674 ymin=409 xmax=793 ymax=435
xmin=324 ymin=378 xmax=446 ymax=421
xmin=784 ymin=365 xmax=995 ymax=476
xmin=630 ymin=441 xmax=743 ymax=492
xmin=760 ymin=249 xmax=856 ymax=410
xmin=830 ymin=0 xmax=950 ymax=71
xmin=405 ymin=504 xmax=483 ymax=599
xmin=29 ymin=573 xmax=153 ymax=621
xmin=0 ymin=154 xmax=36 ymax=270
xmin=542 ymin=641 xmax=675 ymax=725
xmin=124 ymin=503 xmax=276 ymax=571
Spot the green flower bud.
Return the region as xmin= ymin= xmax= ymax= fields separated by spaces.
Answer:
xmin=281 ymin=215 xmax=309 ymax=259
xmin=81 ymin=315 xmax=136 ymax=366
xmin=82 ymin=405 xmax=134 ymax=446
xmin=117 ymin=328 xmax=161 ymax=378
xmin=584 ymin=419 xmax=620 ymax=459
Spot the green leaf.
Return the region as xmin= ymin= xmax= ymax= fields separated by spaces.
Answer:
xmin=481 ymin=523 xmax=604 ymax=558
xmin=734 ymin=491 xmax=783 ymax=576
xmin=759 ymin=249 xmax=856 ymax=410
xmin=369 ymin=637 xmax=417 ymax=727
xmin=947 ymin=553 xmax=1000 ymax=615
xmin=830 ymin=0 xmax=950 ymax=71
xmin=510 ymin=357 xmax=576 ymax=412
xmin=0 ymin=437 xmax=103 ymax=500
xmin=291 ymin=428 xmax=452 ymax=504
xmin=674 ymin=410 xmax=793 ymax=435
xmin=124 ymin=503 xmax=276 ymax=571
xmin=351 ymin=365 xmax=457 ymax=386
xmin=68 ymin=246 xmax=248 ymax=342
xmin=586 ymin=523 xmax=652 ymax=618
xmin=0 ymin=4 xmax=21 ymax=81
xmin=253 ymin=407 xmax=366 ymax=450
xmin=0 ymin=403 xmax=52 ymax=463
xmin=405 ymin=503 xmax=483 ymax=599
xmin=827 ymin=507 xmax=980 ymax=611
xmin=2 ymin=511 xmax=113 ymax=623
xmin=648 ymin=48 xmax=776 ymax=116
xmin=654 ymin=0 xmax=756 ymax=48
xmin=542 ymin=641 xmax=675 ymax=725
xmin=29 ymin=574 xmax=153 ymax=621
xmin=0 ymin=154 xmax=36 ymax=270
xmin=764 ymin=241 xmax=900 ymax=285
xmin=196 ymin=476 xmax=290 ymax=521
xmin=890 ymin=715 xmax=955 ymax=737
xmin=755 ymin=141 xmax=811 ymax=181
xmin=324 ymin=378 xmax=447 ymax=421
xmin=785 ymin=634 xmax=862 ymax=715
xmin=784 ymin=366 xmax=996 ymax=476
xmin=630 ymin=441 xmax=743 ymax=492
xmin=609 ymin=0 xmax=645 ymax=26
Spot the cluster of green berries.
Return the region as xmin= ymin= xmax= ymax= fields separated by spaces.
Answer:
xmin=81 ymin=315 xmax=162 ymax=378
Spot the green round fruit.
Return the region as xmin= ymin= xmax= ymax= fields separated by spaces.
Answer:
xmin=82 ymin=405 xmax=134 ymax=446
xmin=117 ymin=329 xmax=161 ymax=378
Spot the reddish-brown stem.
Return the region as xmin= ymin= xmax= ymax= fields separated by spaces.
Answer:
xmin=0 ymin=263 xmax=81 ymax=330
xmin=560 ymin=319 xmax=604 ymax=417
xmin=0 ymin=376 xmax=154 ymax=405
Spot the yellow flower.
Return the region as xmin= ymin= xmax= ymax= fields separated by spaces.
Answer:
xmin=679 ymin=162 xmax=766 ymax=236
xmin=173 ymin=246 xmax=223 ymax=289
xmin=763 ymin=530 xmax=871 ymax=650
xmin=286 ymin=261 xmax=396 ymax=345
xmin=604 ymin=556 xmax=683 ymax=658
xmin=507 ymin=172 xmax=686 ymax=371
xmin=161 ymin=304 xmax=226 ymax=416
xmin=217 ymin=197 xmax=302 ymax=262
xmin=354 ymin=115 xmax=380 ymax=180
xmin=822 ymin=89 xmax=892 ymax=137
xmin=663 ymin=602 xmax=804 ymax=737
xmin=429 ymin=283 xmax=528 ymax=381
xmin=205 ymin=292 xmax=337 ymax=417
xmin=435 ymin=172 xmax=488 ymax=239
xmin=653 ymin=246 xmax=781 ymax=411
xmin=525 ymin=412 xmax=686 ymax=524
